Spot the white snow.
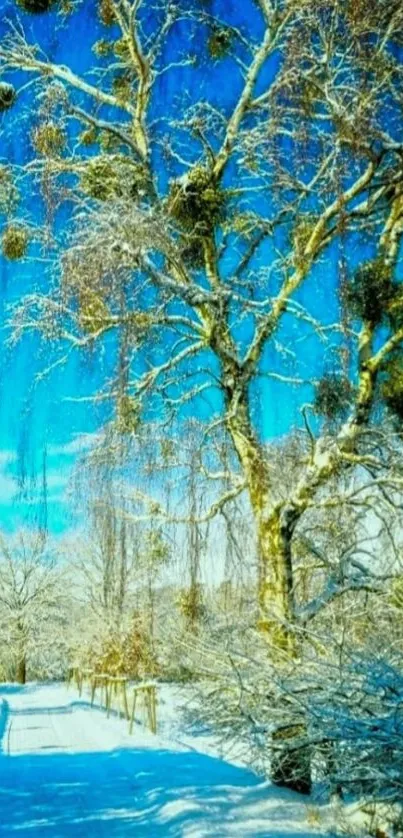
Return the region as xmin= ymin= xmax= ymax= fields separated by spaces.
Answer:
xmin=0 ymin=682 xmax=344 ymax=836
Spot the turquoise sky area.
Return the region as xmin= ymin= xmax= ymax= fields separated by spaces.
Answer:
xmin=0 ymin=0 xmax=382 ymax=534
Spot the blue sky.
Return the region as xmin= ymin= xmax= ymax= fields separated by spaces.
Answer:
xmin=0 ymin=0 xmax=268 ymax=533
xmin=0 ymin=0 xmax=374 ymax=534
xmin=0 ymin=0 xmax=140 ymax=532
xmin=0 ymin=2 xmax=106 ymax=531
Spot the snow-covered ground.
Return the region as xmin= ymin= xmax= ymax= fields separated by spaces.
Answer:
xmin=0 ymin=682 xmax=347 ymax=836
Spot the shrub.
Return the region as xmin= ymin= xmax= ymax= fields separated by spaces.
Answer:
xmin=91 ymin=617 xmax=157 ymax=679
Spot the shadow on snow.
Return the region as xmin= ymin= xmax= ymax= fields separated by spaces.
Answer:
xmin=0 ymin=686 xmax=320 ymax=837
xmin=0 ymin=746 xmax=315 ymax=837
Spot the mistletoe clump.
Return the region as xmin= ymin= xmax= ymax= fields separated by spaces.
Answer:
xmin=314 ymin=373 xmax=354 ymax=420
xmin=169 ymin=166 xmax=226 ymax=234
xmin=81 ymin=156 xmax=148 ymax=202
xmin=32 ymin=122 xmax=65 ymax=157
xmin=92 ymin=39 xmax=112 ymax=58
xmin=113 ymin=38 xmax=131 ymax=61
xmin=98 ymin=0 xmax=115 ymax=26
xmin=16 ymin=0 xmax=56 ymax=12
xmin=79 ymin=127 xmax=98 ymax=146
xmin=207 ymin=25 xmax=233 ymax=59
xmin=0 ymin=82 xmax=16 ymax=112
xmin=1 ymin=224 xmax=29 ymax=260
xmin=343 ymin=259 xmax=394 ymax=324
xmin=78 ymin=289 xmax=110 ymax=334
xmin=80 ymin=157 xmax=121 ymax=201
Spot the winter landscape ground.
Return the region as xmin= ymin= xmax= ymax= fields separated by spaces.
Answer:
xmin=0 ymin=682 xmax=348 ymax=838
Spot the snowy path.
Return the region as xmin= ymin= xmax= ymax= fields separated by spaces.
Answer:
xmin=0 ymin=684 xmax=330 ymax=837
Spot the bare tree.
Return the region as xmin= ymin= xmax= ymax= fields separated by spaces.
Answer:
xmin=0 ymin=529 xmax=66 ymax=683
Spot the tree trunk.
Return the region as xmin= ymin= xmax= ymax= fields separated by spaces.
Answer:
xmin=225 ymin=385 xmax=311 ymax=792
xmin=256 ymin=507 xmax=296 ymax=655
xmin=16 ymin=654 xmax=26 ymax=685
xmin=224 ymin=389 xmax=296 ymax=647
xmin=257 ymin=507 xmax=312 ymax=794
xmin=16 ymin=622 xmax=27 ymax=685
xmin=271 ymin=724 xmax=312 ymax=795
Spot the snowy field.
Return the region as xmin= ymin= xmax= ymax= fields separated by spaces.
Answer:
xmin=0 ymin=682 xmax=349 ymax=837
